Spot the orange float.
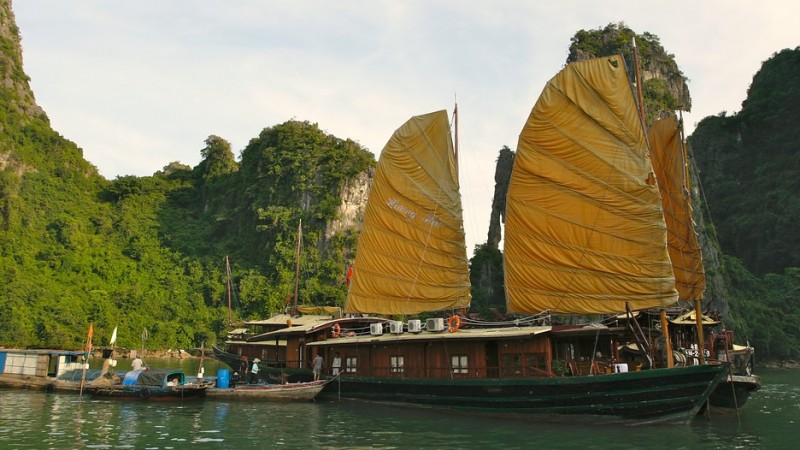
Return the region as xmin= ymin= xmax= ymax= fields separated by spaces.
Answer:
xmin=447 ymin=315 xmax=462 ymax=333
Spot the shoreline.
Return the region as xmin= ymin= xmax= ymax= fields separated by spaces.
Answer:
xmin=94 ymin=348 xmax=209 ymax=360
xmin=759 ymin=360 xmax=800 ymax=369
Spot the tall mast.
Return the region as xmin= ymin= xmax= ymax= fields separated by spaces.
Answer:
xmin=635 ymin=37 xmax=676 ymax=367
xmin=225 ymin=255 xmax=232 ymax=326
xmin=632 ymin=37 xmax=647 ymax=126
xmin=678 ymin=113 xmax=707 ymax=363
xmin=293 ymin=220 xmax=302 ymax=316
xmin=453 ymin=97 xmax=459 ymax=176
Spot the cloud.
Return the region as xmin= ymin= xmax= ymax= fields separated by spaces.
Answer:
xmin=14 ymin=0 xmax=800 ymax=252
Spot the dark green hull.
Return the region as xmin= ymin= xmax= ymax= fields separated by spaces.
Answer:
xmin=707 ymin=374 xmax=761 ymax=411
xmin=320 ymin=363 xmax=729 ymax=424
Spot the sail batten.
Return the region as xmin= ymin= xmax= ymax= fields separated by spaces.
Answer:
xmin=505 ymin=55 xmax=677 ymax=315
xmin=345 ymin=110 xmax=471 ymax=315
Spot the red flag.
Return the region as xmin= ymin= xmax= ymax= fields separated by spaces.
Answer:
xmin=345 ymin=266 xmax=353 ymax=286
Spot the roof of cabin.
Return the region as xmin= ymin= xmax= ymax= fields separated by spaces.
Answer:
xmin=248 ymin=316 xmax=389 ymax=342
xmin=307 ymin=326 xmax=552 ymax=346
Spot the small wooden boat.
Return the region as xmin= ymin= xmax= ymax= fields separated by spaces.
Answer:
xmin=0 ymin=349 xmax=92 ymax=392
xmin=206 ymin=379 xmax=328 ymax=401
xmin=87 ymin=369 xmax=207 ymax=400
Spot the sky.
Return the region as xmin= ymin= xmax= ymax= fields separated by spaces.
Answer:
xmin=12 ymin=0 xmax=800 ymax=253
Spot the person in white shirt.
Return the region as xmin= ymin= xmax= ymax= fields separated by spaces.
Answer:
xmin=332 ymin=352 xmax=342 ymax=376
xmin=250 ymin=358 xmax=260 ymax=384
xmin=131 ymin=356 xmax=144 ymax=371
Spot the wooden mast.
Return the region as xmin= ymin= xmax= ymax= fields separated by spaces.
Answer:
xmin=632 ymin=38 xmax=647 ymax=127
xmin=678 ymin=113 xmax=707 ymax=364
xmin=292 ymin=220 xmax=302 ymax=316
xmin=79 ymin=323 xmax=93 ymax=396
xmin=225 ymin=255 xmax=233 ymax=326
xmin=634 ymin=37 xmax=675 ymax=368
xmin=453 ymin=97 xmax=459 ymax=176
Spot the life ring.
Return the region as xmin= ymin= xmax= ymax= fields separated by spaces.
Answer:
xmin=447 ymin=315 xmax=462 ymax=333
xmin=331 ymin=323 xmax=341 ymax=338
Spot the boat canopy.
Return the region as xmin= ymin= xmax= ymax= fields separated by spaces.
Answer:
xmin=669 ymin=310 xmax=719 ymax=326
xmin=122 ymin=369 xmax=184 ymax=387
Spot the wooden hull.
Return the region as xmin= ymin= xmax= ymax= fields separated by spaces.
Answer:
xmin=319 ymin=364 xmax=729 ymax=424
xmin=211 ymin=345 xmax=313 ymax=383
xmin=0 ymin=374 xmax=84 ymax=393
xmin=207 ymin=380 xmax=326 ymax=401
xmin=707 ymin=374 xmax=761 ymax=411
xmin=88 ymin=386 xmax=207 ymax=400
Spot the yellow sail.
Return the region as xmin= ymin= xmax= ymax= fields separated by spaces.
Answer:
xmin=504 ymin=55 xmax=678 ymax=315
xmin=648 ymin=115 xmax=706 ymax=301
xmin=344 ymin=110 xmax=471 ymax=315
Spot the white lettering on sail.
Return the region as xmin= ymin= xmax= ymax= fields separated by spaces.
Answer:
xmin=422 ymin=213 xmax=442 ymax=229
xmin=386 ymin=198 xmax=417 ymax=222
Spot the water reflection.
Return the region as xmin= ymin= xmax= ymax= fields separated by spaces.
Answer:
xmin=1 ymin=369 xmax=798 ymax=448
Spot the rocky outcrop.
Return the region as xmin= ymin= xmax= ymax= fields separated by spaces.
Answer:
xmin=325 ymin=168 xmax=372 ymax=241
xmin=487 ymin=146 xmax=514 ymax=249
xmin=0 ymin=0 xmax=46 ymax=122
xmin=567 ymin=23 xmax=691 ymax=124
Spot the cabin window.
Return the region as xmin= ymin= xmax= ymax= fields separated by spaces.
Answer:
xmin=526 ymin=353 xmax=547 ymax=376
xmin=502 ymin=354 xmax=522 ymax=377
xmin=345 ymin=356 xmax=358 ymax=373
xmin=390 ymin=355 xmax=404 ymax=373
xmin=451 ymin=355 xmax=468 ymax=374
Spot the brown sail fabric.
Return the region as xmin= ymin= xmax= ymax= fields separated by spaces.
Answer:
xmin=504 ymin=55 xmax=678 ymax=315
xmin=344 ymin=110 xmax=471 ymax=315
xmin=648 ymin=115 xmax=706 ymax=301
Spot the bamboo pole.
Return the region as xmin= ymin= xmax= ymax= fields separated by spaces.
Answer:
xmin=660 ymin=310 xmax=674 ymax=368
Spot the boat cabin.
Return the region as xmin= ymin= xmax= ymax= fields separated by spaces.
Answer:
xmin=0 ymin=349 xmax=86 ymax=379
xmin=304 ymin=319 xmax=640 ymax=379
xmin=219 ymin=312 xmax=389 ymax=370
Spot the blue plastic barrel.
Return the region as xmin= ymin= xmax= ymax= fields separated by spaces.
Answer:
xmin=217 ymin=369 xmax=230 ymax=388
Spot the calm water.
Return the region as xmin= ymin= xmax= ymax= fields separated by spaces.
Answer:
xmin=1 ymin=364 xmax=797 ymax=449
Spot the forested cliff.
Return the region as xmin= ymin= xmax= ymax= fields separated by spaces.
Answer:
xmin=0 ymin=0 xmax=374 ymax=350
xmin=2 ymin=7 xmax=799 ymax=362
xmin=688 ymin=47 xmax=800 ymax=360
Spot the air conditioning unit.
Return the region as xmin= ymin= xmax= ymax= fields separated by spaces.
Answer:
xmin=426 ymin=318 xmax=445 ymax=332
xmin=407 ymin=319 xmax=422 ymax=333
xmin=389 ymin=321 xmax=404 ymax=335
xmin=369 ymin=323 xmax=384 ymax=336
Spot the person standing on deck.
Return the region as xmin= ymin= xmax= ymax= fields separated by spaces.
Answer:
xmin=239 ymin=356 xmax=249 ymax=383
xmin=250 ymin=358 xmax=260 ymax=384
xmin=312 ymin=353 xmax=324 ymax=381
xmin=332 ymin=352 xmax=342 ymax=376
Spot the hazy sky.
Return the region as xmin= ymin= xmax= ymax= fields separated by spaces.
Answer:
xmin=13 ymin=1 xmax=800 ymax=252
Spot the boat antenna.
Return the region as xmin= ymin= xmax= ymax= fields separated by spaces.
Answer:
xmin=198 ymin=341 xmax=206 ymax=380
xmin=140 ymin=328 xmax=149 ymax=369
xmin=226 ymin=255 xmax=233 ymax=326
